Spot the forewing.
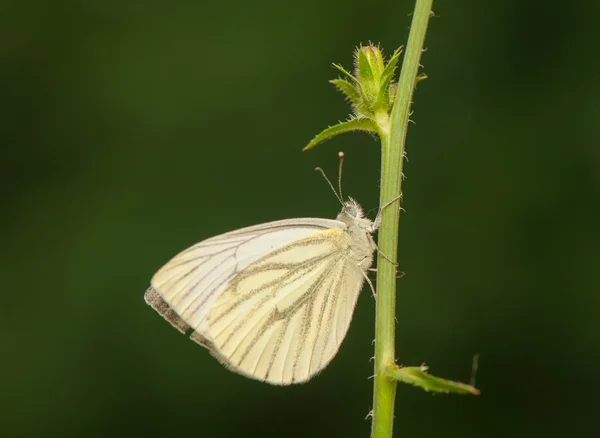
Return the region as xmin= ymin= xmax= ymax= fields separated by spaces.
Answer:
xmin=147 ymin=218 xmax=344 ymax=333
xmin=201 ymin=229 xmax=367 ymax=385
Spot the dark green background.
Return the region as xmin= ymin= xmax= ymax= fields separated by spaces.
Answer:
xmin=2 ymin=0 xmax=599 ymax=436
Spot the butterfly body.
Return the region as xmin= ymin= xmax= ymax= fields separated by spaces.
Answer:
xmin=145 ymin=198 xmax=377 ymax=384
xmin=335 ymin=198 xmax=377 ymax=268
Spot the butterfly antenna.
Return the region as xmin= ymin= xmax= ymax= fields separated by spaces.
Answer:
xmin=315 ymin=166 xmax=344 ymax=206
xmin=337 ymin=151 xmax=345 ymax=201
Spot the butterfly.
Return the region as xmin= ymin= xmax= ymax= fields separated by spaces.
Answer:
xmin=144 ymin=155 xmax=391 ymax=385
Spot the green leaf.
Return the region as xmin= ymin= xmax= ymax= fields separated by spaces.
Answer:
xmin=384 ymin=364 xmax=480 ymax=396
xmin=330 ymin=79 xmax=359 ymax=103
xmin=332 ymin=63 xmax=356 ymax=82
xmin=302 ymin=118 xmax=377 ymax=151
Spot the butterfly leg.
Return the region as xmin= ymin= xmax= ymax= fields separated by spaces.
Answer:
xmin=356 ymin=256 xmax=377 ymax=297
xmin=372 ymin=193 xmax=403 ymax=230
xmin=368 ymin=267 xmax=406 ymax=279
xmin=375 ymin=246 xmax=399 ymax=266
xmin=367 ymin=233 xmax=399 ymax=267
xmin=370 ymin=194 xmax=403 ymax=264
xmin=360 ymin=268 xmax=377 ymax=298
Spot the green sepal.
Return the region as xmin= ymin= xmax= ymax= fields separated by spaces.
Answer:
xmin=375 ymin=47 xmax=402 ymax=109
xmin=384 ymin=364 xmax=480 ymax=396
xmin=303 ymin=43 xmax=405 ymax=152
xmin=330 ymin=79 xmax=360 ymax=104
xmin=302 ymin=118 xmax=377 ymax=151
xmin=356 ymin=47 xmax=376 ymax=84
xmin=333 ymin=63 xmax=356 ymax=82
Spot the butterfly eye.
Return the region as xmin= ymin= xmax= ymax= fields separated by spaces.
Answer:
xmin=346 ymin=206 xmax=358 ymax=217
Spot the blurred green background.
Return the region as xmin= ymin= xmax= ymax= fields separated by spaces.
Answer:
xmin=2 ymin=0 xmax=599 ymax=436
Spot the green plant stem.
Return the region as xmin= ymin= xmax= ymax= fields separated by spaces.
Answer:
xmin=371 ymin=1 xmax=433 ymax=438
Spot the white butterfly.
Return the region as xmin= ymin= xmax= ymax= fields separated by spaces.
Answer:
xmin=145 ymin=160 xmax=385 ymax=385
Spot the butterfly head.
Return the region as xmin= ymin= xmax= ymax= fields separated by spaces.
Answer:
xmin=342 ymin=197 xmax=364 ymax=218
xmin=339 ymin=197 xmax=375 ymax=232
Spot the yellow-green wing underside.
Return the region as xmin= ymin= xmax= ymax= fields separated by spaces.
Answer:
xmin=146 ymin=219 xmax=366 ymax=385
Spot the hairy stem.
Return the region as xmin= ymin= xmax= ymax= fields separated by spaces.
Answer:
xmin=371 ymin=1 xmax=433 ymax=437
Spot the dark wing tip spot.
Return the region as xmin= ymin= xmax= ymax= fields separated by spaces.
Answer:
xmin=145 ymin=286 xmax=190 ymax=334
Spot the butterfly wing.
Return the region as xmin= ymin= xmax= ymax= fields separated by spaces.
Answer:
xmin=202 ymin=228 xmax=367 ymax=384
xmin=145 ymin=218 xmax=368 ymax=384
xmin=148 ymin=218 xmax=344 ymax=328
